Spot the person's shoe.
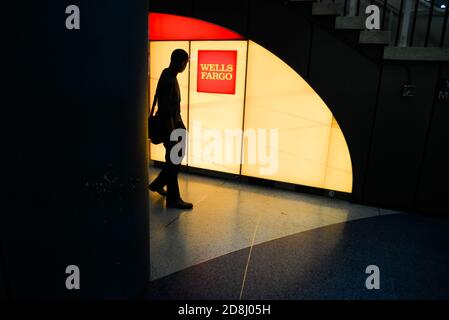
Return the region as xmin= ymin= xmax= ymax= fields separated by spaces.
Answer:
xmin=166 ymin=198 xmax=193 ymax=209
xmin=149 ymin=185 xmax=168 ymax=196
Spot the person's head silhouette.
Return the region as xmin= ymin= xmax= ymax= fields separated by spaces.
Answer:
xmin=169 ymin=49 xmax=189 ymax=74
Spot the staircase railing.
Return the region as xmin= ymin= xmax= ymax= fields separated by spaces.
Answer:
xmin=337 ymin=0 xmax=449 ymax=47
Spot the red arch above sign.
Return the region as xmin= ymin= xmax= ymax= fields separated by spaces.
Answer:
xmin=149 ymin=13 xmax=245 ymax=41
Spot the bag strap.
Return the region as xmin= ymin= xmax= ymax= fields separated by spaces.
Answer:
xmin=149 ymin=93 xmax=158 ymax=117
xmin=149 ymin=73 xmax=161 ymax=117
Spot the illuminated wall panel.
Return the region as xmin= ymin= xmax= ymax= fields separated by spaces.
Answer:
xmin=324 ymin=118 xmax=353 ymax=192
xmin=242 ymin=41 xmax=352 ymax=192
xmin=187 ymin=41 xmax=247 ymax=174
xmin=149 ymin=41 xmax=189 ymax=164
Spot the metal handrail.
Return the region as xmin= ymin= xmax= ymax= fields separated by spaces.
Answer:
xmin=341 ymin=0 xmax=448 ymax=47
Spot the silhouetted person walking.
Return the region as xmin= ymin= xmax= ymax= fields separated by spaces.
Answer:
xmin=149 ymin=49 xmax=193 ymax=209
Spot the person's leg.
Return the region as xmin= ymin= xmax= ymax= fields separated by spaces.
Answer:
xmin=148 ymin=144 xmax=170 ymax=195
xmin=165 ymin=141 xmax=181 ymax=201
xmin=149 ymin=166 xmax=167 ymax=189
xmin=165 ymin=135 xmax=192 ymax=209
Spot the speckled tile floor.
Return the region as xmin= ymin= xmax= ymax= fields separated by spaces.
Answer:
xmin=148 ymin=166 xmax=449 ymax=299
xmin=148 ymin=213 xmax=449 ymax=300
xmin=149 ymin=167 xmax=397 ymax=282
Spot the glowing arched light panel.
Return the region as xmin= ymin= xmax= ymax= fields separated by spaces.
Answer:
xmin=243 ymin=41 xmax=352 ymax=192
xmin=148 ymin=13 xmax=353 ymax=193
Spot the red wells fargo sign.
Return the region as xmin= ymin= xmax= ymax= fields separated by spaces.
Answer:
xmin=197 ymin=50 xmax=237 ymax=94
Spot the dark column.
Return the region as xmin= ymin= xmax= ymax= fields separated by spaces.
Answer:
xmin=0 ymin=249 xmax=7 ymax=300
xmin=3 ymin=1 xmax=149 ymax=299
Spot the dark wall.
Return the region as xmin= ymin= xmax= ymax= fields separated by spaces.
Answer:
xmin=247 ymin=1 xmax=312 ymax=78
xmin=415 ymin=63 xmax=449 ymax=215
xmin=364 ymin=62 xmax=440 ymax=211
xmin=4 ymin=1 xmax=149 ymax=299
xmin=149 ymin=0 xmax=447 ymax=215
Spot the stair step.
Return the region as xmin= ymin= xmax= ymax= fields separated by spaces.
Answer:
xmin=335 ymin=16 xmax=365 ymax=30
xmin=312 ymin=2 xmax=343 ymax=15
xmin=359 ymin=30 xmax=390 ymax=45
xmin=383 ymin=46 xmax=449 ymax=62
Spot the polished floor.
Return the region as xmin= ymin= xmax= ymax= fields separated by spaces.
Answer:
xmin=148 ymin=166 xmax=449 ymax=299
